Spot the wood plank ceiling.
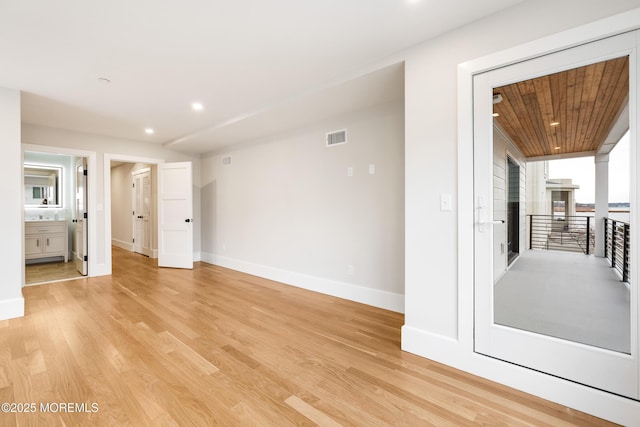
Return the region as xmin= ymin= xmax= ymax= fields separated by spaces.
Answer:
xmin=492 ymin=56 xmax=629 ymax=159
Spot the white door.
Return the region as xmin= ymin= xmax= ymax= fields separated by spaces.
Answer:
xmin=158 ymin=162 xmax=193 ymax=269
xmin=74 ymin=157 xmax=88 ymax=275
xmin=474 ymin=32 xmax=638 ymax=398
xmin=132 ymin=168 xmax=152 ymax=257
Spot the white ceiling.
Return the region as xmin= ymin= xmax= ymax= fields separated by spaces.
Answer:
xmin=1 ymin=0 xmax=524 ymax=155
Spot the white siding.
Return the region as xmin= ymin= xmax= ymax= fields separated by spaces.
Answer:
xmin=493 ymin=126 xmax=526 ymax=280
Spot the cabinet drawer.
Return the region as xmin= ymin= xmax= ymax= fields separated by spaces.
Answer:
xmin=25 ymin=223 xmax=66 ymax=235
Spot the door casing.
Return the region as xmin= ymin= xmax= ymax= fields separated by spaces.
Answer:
xmin=21 ymin=144 xmax=97 ymax=281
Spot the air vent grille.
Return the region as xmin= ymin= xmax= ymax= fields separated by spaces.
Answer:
xmin=326 ymin=129 xmax=347 ymax=147
xmin=222 ymin=156 xmax=232 ymax=166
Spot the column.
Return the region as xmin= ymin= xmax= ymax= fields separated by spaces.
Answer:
xmin=0 ymin=87 xmax=24 ymax=320
xmin=594 ymin=154 xmax=609 ymax=257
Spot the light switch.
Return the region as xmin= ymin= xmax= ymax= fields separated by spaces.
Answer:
xmin=440 ymin=194 xmax=452 ymax=211
xmin=347 ymin=166 xmax=353 ymax=177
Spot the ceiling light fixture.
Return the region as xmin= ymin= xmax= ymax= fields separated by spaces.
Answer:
xmin=145 ymin=128 xmax=154 ymax=135
xmin=550 ymin=121 xmax=560 ymax=126
xmin=492 ymin=113 xmax=500 ymax=117
xmin=492 ymin=93 xmax=503 ymax=104
xmin=192 ymin=102 xmax=204 ymax=111
xmin=554 ymin=146 xmax=561 ymax=150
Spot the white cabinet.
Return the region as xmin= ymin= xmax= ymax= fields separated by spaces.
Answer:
xmin=25 ymin=221 xmax=68 ymax=262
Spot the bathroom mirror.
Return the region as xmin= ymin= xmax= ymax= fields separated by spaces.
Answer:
xmin=24 ymin=164 xmax=62 ymax=208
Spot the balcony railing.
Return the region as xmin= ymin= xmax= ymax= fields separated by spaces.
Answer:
xmin=604 ymin=218 xmax=630 ymax=283
xmin=527 ymin=215 xmax=630 ymax=283
xmin=528 ymin=215 xmax=594 ymax=254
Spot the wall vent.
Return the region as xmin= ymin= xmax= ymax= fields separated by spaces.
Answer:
xmin=326 ymin=129 xmax=347 ymax=147
xmin=222 ymin=156 xmax=232 ymax=166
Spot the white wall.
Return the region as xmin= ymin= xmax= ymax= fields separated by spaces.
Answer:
xmin=0 ymin=87 xmax=24 ymax=320
xmin=201 ymin=101 xmax=404 ymax=312
xmin=22 ymin=124 xmax=201 ymax=275
xmin=402 ymin=1 xmax=640 ymax=424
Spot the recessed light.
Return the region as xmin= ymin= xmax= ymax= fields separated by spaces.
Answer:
xmin=492 ymin=113 xmax=500 ymax=117
xmin=192 ymin=102 xmax=204 ymax=111
xmin=554 ymin=146 xmax=561 ymax=150
xmin=145 ymin=128 xmax=154 ymax=135
xmin=550 ymin=121 xmax=560 ymax=126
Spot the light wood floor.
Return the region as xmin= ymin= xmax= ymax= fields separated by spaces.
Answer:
xmin=25 ymin=260 xmax=83 ymax=285
xmin=1 ymin=247 xmax=613 ymax=426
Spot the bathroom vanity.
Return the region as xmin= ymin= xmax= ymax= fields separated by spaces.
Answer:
xmin=25 ymin=220 xmax=68 ymax=262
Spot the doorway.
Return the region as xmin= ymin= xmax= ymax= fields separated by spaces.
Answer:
xmin=23 ymin=150 xmax=89 ymax=285
xmin=473 ymin=31 xmax=638 ymax=398
xmin=110 ymin=161 xmax=157 ymax=260
xmin=105 ymin=155 xmax=194 ymax=274
xmin=506 ymin=156 xmax=520 ymax=265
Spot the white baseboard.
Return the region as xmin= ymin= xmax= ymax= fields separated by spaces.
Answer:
xmin=193 ymin=251 xmax=201 ymax=262
xmin=401 ymin=325 xmax=640 ymax=426
xmin=201 ymin=252 xmax=404 ymax=313
xmin=111 ymin=240 xmax=159 ymax=259
xmin=0 ymin=297 xmax=24 ymax=320
xmin=112 ymin=238 xmax=133 ymax=251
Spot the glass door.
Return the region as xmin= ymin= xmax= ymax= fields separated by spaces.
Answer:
xmin=474 ymin=31 xmax=638 ymax=398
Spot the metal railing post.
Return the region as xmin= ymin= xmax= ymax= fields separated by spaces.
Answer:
xmin=586 ymin=216 xmax=590 ymax=255
xmin=611 ymin=220 xmax=617 ymax=269
xmin=604 ymin=218 xmax=608 ymax=258
xmin=623 ymin=223 xmax=629 ymax=283
xmin=529 ymin=215 xmax=533 ymax=250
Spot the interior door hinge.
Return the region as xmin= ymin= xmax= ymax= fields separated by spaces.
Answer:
xmin=83 ymin=169 xmax=87 ymax=176
xmin=83 ymin=212 xmax=88 ymax=219
xmin=83 ymin=255 xmax=88 ymax=261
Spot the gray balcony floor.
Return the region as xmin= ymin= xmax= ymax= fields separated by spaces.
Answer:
xmin=494 ymin=249 xmax=630 ymax=353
